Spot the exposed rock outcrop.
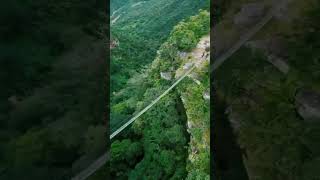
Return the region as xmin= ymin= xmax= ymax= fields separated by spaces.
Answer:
xmin=183 ymin=63 xmax=193 ymax=70
xmin=178 ymin=51 xmax=188 ymax=59
xmin=8 ymin=95 xmax=20 ymax=107
xmin=160 ymin=72 xmax=172 ymax=80
xmin=110 ymin=39 xmax=119 ymax=49
xmin=245 ymin=37 xmax=290 ymax=74
xmin=273 ymin=0 xmax=293 ymax=22
xmin=267 ymin=55 xmax=290 ymax=74
xmin=187 ymin=73 xmax=201 ymax=85
xmin=246 ymin=37 xmax=288 ymax=57
xmin=225 ymin=106 xmax=242 ymax=133
xmin=295 ymin=89 xmax=320 ymax=123
xmin=234 ymin=3 xmax=266 ymax=27
xmin=203 ymin=91 xmax=210 ymax=101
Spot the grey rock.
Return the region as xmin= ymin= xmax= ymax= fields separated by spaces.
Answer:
xmin=246 ymin=37 xmax=288 ymax=56
xmin=160 ymin=72 xmax=172 ymax=80
xmin=181 ymin=96 xmax=186 ymax=104
xmin=187 ymin=121 xmax=193 ymax=130
xmin=225 ymin=106 xmax=242 ymax=132
xmin=246 ymin=38 xmax=290 ymax=74
xmin=178 ymin=51 xmax=188 ymax=59
xmin=245 ymin=40 xmax=268 ymax=50
xmin=8 ymin=95 xmax=19 ymax=106
xmin=110 ymin=40 xmax=119 ymax=49
xmin=191 ymin=146 xmax=198 ymax=154
xmin=267 ymin=55 xmax=290 ymax=74
xmin=273 ymin=0 xmax=293 ymax=22
xmin=234 ymin=3 xmax=265 ymax=26
xmin=296 ymin=89 xmax=320 ymax=123
xmin=188 ymin=73 xmax=201 ymax=85
xmin=183 ymin=63 xmax=193 ymax=70
xmin=203 ymin=91 xmax=210 ymax=101
xmin=266 ymin=37 xmax=288 ymax=57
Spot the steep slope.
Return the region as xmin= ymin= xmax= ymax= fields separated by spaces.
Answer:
xmin=110 ymin=10 xmax=210 ymax=179
xmin=110 ymin=0 xmax=209 ymax=92
xmin=213 ymin=0 xmax=320 ymax=179
xmin=176 ymin=35 xmax=210 ymax=179
xmin=110 ymin=0 xmax=209 ymax=143
xmin=0 ymin=1 xmax=106 ymax=179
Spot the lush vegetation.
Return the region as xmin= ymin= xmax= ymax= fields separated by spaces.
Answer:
xmin=212 ymin=0 xmax=232 ymax=23
xmin=110 ymin=0 xmax=209 ymax=92
xmin=110 ymin=0 xmax=209 ymax=141
xmin=0 ymin=1 xmax=107 ymax=179
xmin=110 ymin=9 xmax=210 ymax=179
xmin=214 ymin=0 xmax=320 ymax=179
xmin=178 ymin=62 xmax=210 ymax=179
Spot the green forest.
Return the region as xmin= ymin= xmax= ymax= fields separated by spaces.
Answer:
xmin=213 ymin=0 xmax=320 ymax=179
xmin=3 ymin=0 xmax=320 ymax=179
xmin=109 ymin=0 xmax=210 ymax=179
xmin=0 ymin=1 xmax=107 ymax=179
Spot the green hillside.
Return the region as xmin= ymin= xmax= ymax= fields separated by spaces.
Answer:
xmin=110 ymin=7 xmax=210 ymax=179
xmin=0 ymin=0 xmax=107 ymax=179
xmin=213 ymin=0 xmax=320 ymax=179
xmin=110 ymin=0 xmax=209 ymax=92
xmin=110 ymin=0 xmax=209 ymax=141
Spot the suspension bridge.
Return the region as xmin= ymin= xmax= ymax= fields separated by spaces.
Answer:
xmin=71 ymin=2 xmax=285 ymax=179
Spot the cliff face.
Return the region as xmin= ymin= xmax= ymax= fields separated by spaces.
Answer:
xmin=0 ymin=0 xmax=107 ymax=177
xmin=109 ymin=10 xmax=210 ymax=179
xmin=176 ymin=35 xmax=210 ymax=179
xmin=214 ymin=0 xmax=320 ymax=179
xmin=110 ymin=0 xmax=209 ymax=93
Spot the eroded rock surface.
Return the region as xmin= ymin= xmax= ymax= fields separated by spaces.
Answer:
xmin=160 ymin=72 xmax=172 ymax=80
xmin=203 ymin=91 xmax=210 ymax=101
xmin=225 ymin=106 xmax=242 ymax=132
xmin=234 ymin=3 xmax=266 ymax=26
xmin=296 ymin=89 xmax=320 ymax=123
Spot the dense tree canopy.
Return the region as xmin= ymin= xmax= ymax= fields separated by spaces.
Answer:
xmin=213 ymin=0 xmax=320 ymax=179
xmin=0 ymin=0 xmax=107 ymax=179
xmin=110 ymin=9 xmax=210 ymax=179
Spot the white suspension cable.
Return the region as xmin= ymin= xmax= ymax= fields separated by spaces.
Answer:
xmin=110 ymin=65 xmax=196 ymax=139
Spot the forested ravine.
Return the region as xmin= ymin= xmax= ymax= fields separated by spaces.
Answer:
xmin=176 ymin=93 xmax=191 ymax=148
xmin=213 ymin=0 xmax=320 ymax=179
xmin=0 ymin=1 xmax=107 ymax=179
xmin=212 ymin=95 xmax=248 ymax=180
xmin=109 ymin=9 xmax=210 ymax=179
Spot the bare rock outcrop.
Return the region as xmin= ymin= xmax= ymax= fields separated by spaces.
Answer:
xmin=246 ymin=37 xmax=288 ymax=57
xmin=245 ymin=37 xmax=290 ymax=74
xmin=187 ymin=73 xmax=201 ymax=85
xmin=273 ymin=0 xmax=293 ymax=22
xmin=296 ymin=89 xmax=320 ymax=123
xmin=267 ymin=55 xmax=290 ymax=74
xmin=225 ymin=106 xmax=242 ymax=132
xmin=160 ymin=72 xmax=172 ymax=80
xmin=234 ymin=3 xmax=266 ymax=27
xmin=183 ymin=63 xmax=193 ymax=70
xmin=203 ymin=91 xmax=210 ymax=101
xmin=178 ymin=51 xmax=188 ymax=59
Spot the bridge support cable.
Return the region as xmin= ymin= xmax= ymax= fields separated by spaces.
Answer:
xmin=71 ymin=62 xmax=196 ymax=180
xmin=72 ymin=3 xmax=286 ymax=179
xmin=71 ymin=153 xmax=109 ymax=180
xmin=110 ymin=65 xmax=196 ymax=139
xmin=211 ymin=3 xmax=283 ymax=72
